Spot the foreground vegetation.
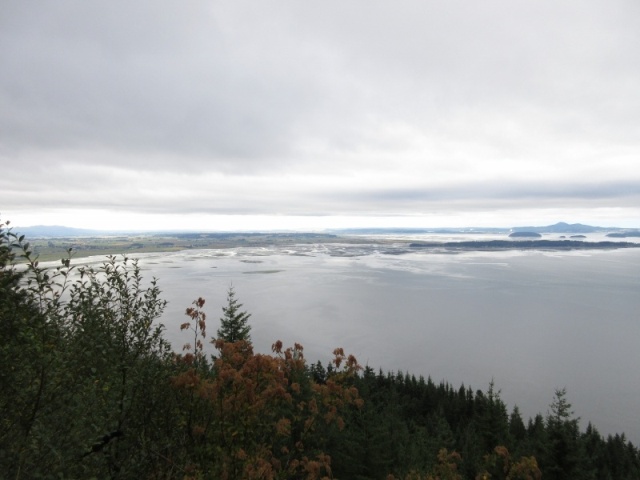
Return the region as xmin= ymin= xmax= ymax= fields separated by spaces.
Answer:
xmin=2 ymin=218 xmax=639 ymax=479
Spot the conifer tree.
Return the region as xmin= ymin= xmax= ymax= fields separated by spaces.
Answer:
xmin=216 ymin=285 xmax=252 ymax=343
xmin=545 ymin=388 xmax=587 ymax=479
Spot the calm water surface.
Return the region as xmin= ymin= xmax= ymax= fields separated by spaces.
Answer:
xmin=121 ymin=239 xmax=640 ymax=443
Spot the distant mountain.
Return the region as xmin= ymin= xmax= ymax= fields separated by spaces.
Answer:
xmin=331 ymin=223 xmax=619 ymax=235
xmin=11 ymin=221 xmax=636 ymax=239
xmin=12 ymin=225 xmax=103 ymax=238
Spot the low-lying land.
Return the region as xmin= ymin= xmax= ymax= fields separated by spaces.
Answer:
xmin=24 ymin=232 xmax=349 ymax=261
xmin=22 ymin=231 xmax=640 ymax=262
xmin=409 ymin=239 xmax=640 ymax=251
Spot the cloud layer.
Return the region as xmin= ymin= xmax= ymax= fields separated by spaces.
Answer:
xmin=2 ymin=0 xmax=639 ymax=229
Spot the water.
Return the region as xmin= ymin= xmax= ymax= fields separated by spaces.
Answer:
xmin=65 ymin=235 xmax=640 ymax=443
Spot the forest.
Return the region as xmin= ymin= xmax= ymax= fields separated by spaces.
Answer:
xmin=2 ymin=217 xmax=640 ymax=480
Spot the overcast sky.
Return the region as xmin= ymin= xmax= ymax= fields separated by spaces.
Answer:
xmin=2 ymin=0 xmax=639 ymax=230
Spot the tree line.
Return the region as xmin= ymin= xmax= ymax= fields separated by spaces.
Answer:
xmin=1 ymin=218 xmax=639 ymax=479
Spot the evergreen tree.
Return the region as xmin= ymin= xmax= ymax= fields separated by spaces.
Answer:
xmin=509 ymin=406 xmax=527 ymax=445
xmin=545 ymin=388 xmax=588 ymax=479
xmin=216 ymin=285 xmax=252 ymax=343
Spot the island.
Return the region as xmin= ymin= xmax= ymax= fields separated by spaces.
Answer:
xmin=409 ymin=240 xmax=639 ymax=251
xmin=508 ymin=232 xmax=542 ymax=238
xmin=607 ymin=231 xmax=640 ymax=238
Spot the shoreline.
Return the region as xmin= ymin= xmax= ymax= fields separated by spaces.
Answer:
xmin=22 ymin=234 xmax=640 ymax=263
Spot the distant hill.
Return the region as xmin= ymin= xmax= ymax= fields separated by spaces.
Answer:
xmin=11 ymin=221 xmax=637 ymax=239
xmin=332 ymin=223 xmax=622 ymax=235
xmin=510 ymin=222 xmax=609 ymax=234
xmin=12 ymin=225 xmax=103 ymax=238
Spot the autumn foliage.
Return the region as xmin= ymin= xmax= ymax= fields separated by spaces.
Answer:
xmin=171 ymin=296 xmax=363 ymax=479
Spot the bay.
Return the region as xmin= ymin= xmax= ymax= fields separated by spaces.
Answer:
xmin=120 ymin=238 xmax=640 ymax=443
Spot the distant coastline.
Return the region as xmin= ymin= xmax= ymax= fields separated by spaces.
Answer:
xmin=10 ymin=221 xmax=640 ymax=262
xmin=409 ymin=239 xmax=640 ymax=251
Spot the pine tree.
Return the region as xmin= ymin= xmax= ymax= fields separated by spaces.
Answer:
xmin=545 ymin=388 xmax=588 ymax=480
xmin=216 ymin=285 xmax=252 ymax=343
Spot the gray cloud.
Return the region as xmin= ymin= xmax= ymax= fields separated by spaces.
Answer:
xmin=1 ymin=0 xmax=640 ymax=227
